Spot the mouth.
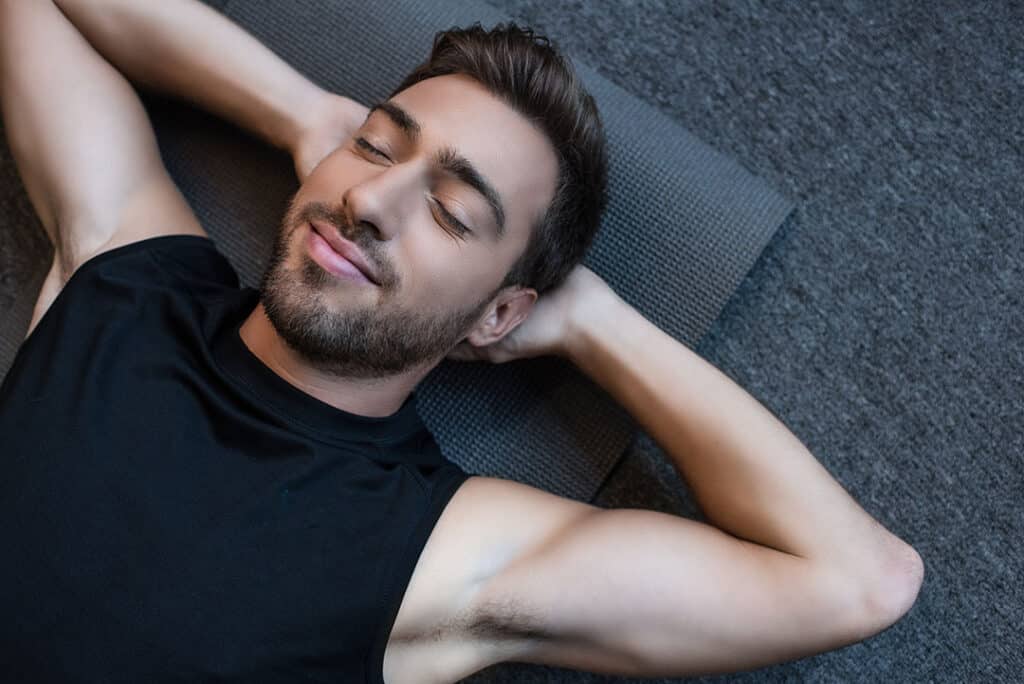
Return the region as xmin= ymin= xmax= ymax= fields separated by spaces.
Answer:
xmin=305 ymin=220 xmax=380 ymax=286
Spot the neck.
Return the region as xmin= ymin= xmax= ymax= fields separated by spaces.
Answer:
xmin=238 ymin=302 xmax=435 ymax=418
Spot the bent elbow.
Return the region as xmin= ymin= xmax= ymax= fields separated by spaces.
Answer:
xmin=856 ymin=541 xmax=925 ymax=638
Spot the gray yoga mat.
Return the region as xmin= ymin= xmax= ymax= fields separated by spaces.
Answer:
xmin=0 ymin=0 xmax=792 ymax=504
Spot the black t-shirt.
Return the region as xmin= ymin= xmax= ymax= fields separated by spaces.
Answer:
xmin=0 ymin=235 xmax=472 ymax=683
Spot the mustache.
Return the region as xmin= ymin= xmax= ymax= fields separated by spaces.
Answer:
xmin=292 ymin=200 xmax=389 ymax=284
xmin=296 ymin=201 xmax=356 ymax=241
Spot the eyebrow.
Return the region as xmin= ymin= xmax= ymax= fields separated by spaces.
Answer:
xmin=366 ymin=101 xmax=506 ymax=238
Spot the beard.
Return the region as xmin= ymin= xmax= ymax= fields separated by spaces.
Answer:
xmin=258 ymin=197 xmax=498 ymax=379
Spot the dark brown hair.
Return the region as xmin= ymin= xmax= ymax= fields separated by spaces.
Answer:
xmin=390 ymin=22 xmax=608 ymax=296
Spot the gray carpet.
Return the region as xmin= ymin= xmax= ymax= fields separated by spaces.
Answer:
xmin=476 ymin=0 xmax=1022 ymax=682
xmin=1 ymin=0 xmax=1020 ymax=682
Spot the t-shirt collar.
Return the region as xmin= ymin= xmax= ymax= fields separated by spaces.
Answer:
xmin=211 ymin=289 xmax=426 ymax=445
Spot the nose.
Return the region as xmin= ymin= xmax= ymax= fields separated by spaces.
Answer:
xmin=341 ymin=159 xmax=425 ymax=242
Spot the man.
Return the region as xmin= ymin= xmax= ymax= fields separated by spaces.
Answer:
xmin=0 ymin=1 xmax=923 ymax=682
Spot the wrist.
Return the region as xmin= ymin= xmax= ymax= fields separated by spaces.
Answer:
xmin=564 ymin=283 xmax=629 ymax=367
xmin=280 ymin=84 xmax=331 ymax=154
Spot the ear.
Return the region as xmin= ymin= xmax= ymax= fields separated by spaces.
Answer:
xmin=465 ymin=287 xmax=537 ymax=347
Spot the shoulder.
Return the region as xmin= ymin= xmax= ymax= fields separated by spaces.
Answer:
xmin=24 ymin=233 xmax=238 ymax=343
xmin=62 ymin=233 xmax=237 ymax=303
xmin=383 ymin=474 xmax=600 ymax=683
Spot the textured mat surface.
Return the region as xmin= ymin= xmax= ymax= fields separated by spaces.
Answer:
xmin=0 ymin=0 xmax=791 ymax=505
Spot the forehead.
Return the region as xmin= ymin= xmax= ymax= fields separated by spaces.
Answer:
xmin=387 ymin=73 xmax=558 ymax=241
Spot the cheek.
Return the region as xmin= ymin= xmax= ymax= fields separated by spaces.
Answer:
xmin=399 ymin=235 xmax=484 ymax=305
xmin=410 ymin=246 xmax=507 ymax=316
xmin=402 ymin=231 xmax=458 ymax=291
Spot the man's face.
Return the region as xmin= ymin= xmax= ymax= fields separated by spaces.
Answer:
xmin=260 ymin=73 xmax=558 ymax=378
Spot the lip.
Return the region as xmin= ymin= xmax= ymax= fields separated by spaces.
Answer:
xmin=307 ymin=220 xmax=380 ymax=285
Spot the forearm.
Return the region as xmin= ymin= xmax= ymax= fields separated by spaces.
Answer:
xmin=566 ymin=291 xmax=909 ymax=572
xmin=52 ymin=0 xmax=324 ymax=152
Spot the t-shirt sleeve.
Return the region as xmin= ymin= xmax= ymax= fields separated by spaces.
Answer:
xmin=137 ymin=235 xmax=240 ymax=293
xmin=365 ymin=461 xmax=473 ymax=683
xmin=50 ymin=234 xmax=239 ymax=325
xmin=60 ymin=234 xmax=240 ymax=301
xmin=1 ymin=235 xmax=241 ymax=398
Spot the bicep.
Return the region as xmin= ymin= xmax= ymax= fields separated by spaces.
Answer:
xmin=1 ymin=0 xmax=204 ymax=280
xmin=471 ymin=506 xmax=876 ymax=678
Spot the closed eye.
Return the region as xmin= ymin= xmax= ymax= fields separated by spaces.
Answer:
xmin=354 ymin=136 xmax=391 ymax=162
xmin=429 ymin=196 xmax=472 ymax=238
xmin=354 ymin=137 xmax=473 ymax=239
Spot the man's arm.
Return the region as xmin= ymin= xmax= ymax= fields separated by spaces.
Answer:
xmin=454 ymin=267 xmax=923 ymax=677
xmin=564 ymin=283 xmax=923 ymax=575
xmin=0 ymin=0 xmax=209 ymax=337
xmin=1 ymin=0 xmax=358 ymax=336
xmin=51 ymin=0 xmax=365 ymax=175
